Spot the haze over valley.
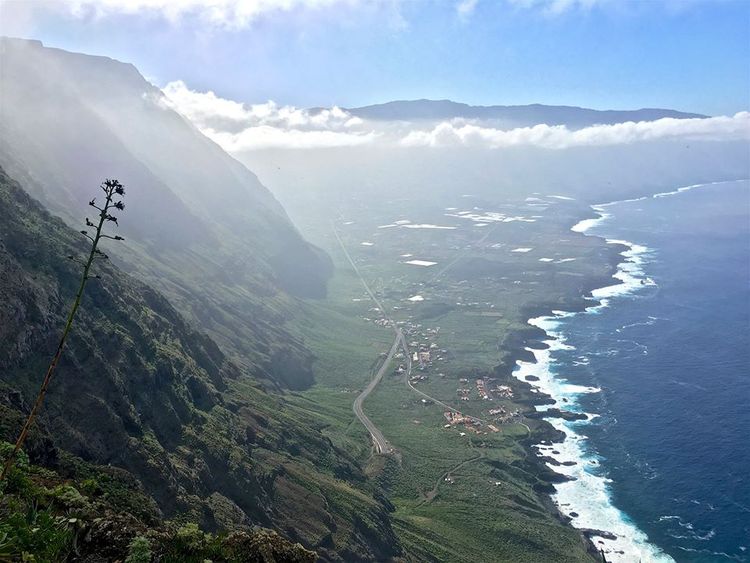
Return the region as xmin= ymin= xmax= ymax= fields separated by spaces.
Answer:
xmin=0 ymin=2 xmax=748 ymax=561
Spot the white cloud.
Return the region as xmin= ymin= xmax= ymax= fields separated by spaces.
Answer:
xmin=159 ymin=80 xmax=748 ymax=152
xmin=399 ymin=113 xmax=750 ymax=149
xmin=505 ymin=0 xmax=712 ymax=16
xmin=456 ymin=0 xmax=478 ymax=21
xmin=57 ymin=0 xmax=363 ymax=29
xmin=160 ymin=80 xmax=377 ymax=149
xmin=161 ymin=80 xmax=250 ymax=126
xmin=506 ymin=0 xmax=610 ymax=15
xmin=205 ymin=126 xmax=378 ymax=150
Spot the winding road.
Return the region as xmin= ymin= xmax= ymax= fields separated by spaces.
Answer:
xmin=416 ymin=449 xmax=485 ymax=507
xmin=333 ymin=222 xmax=495 ymax=455
xmin=333 ymin=223 xmax=398 ymax=454
xmin=352 ymin=335 xmax=399 ymax=454
xmin=398 ymin=330 xmax=471 ymax=419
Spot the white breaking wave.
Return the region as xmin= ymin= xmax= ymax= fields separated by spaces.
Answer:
xmin=508 ymin=184 xmax=713 ymax=562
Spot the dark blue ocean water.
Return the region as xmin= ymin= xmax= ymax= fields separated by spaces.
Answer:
xmin=554 ymin=179 xmax=750 ymax=561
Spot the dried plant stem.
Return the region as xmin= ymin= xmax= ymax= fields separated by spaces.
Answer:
xmin=1 ymin=180 xmax=124 ymax=482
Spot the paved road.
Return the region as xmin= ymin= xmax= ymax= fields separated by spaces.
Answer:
xmin=352 ymin=334 xmax=399 ymax=454
xmin=332 ymin=223 xmax=389 ymax=316
xmin=397 ymin=330 xmax=478 ymax=420
xmin=333 ymin=222 xmax=490 ymax=454
xmin=427 ymin=221 xmax=501 ymax=284
xmin=417 ymin=449 xmax=485 ymax=507
xmin=333 ymin=223 xmax=396 ymax=454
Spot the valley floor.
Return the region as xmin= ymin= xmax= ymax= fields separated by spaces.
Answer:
xmin=287 ymin=191 xmax=621 ymax=562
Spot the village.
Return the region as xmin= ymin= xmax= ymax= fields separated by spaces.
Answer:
xmin=442 ymin=383 xmax=524 ymax=436
xmin=381 ymin=317 xmax=526 ymax=437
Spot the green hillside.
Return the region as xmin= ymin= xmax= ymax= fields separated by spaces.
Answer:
xmin=0 ymin=167 xmax=399 ymax=561
xmin=0 ymin=37 xmax=330 ymax=390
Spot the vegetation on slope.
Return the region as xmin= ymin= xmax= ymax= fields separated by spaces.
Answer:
xmin=0 ymin=443 xmax=316 ymax=562
xmin=0 ymin=167 xmax=399 ymax=561
xmin=0 ymin=37 xmax=331 ymax=390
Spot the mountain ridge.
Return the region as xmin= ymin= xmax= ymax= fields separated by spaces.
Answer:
xmin=0 ymin=36 xmax=331 ymax=390
xmin=343 ymin=98 xmax=707 ymax=126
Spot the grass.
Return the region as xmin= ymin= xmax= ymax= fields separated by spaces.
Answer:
xmin=280 ymin=191 xmax=618 ymax=561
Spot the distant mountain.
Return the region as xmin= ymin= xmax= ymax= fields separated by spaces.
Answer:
xmin=0 ymin=37 xmax=331 ymax=389
xmin=346 ymin=99 xmax=706 ymax=127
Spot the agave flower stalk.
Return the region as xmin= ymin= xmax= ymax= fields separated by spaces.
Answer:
xmin=0 ymin=179 xmax=126 ymax=482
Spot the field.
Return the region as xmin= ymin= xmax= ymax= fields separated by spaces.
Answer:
xmin=281 ymin=189 xmax=625 ymax=561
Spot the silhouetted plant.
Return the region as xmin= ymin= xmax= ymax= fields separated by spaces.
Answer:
xmin=0 ymin=179 xmax=126 ymax=483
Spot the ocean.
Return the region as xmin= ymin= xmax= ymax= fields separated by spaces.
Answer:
xmin=515 ymin=179 xmax=750 ymax=562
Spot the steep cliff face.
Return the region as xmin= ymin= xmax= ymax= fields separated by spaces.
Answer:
xmin=0 ymin=168 xmax=400 ymax=561
xmin=0 ymin=37 xmax=331 ymax=390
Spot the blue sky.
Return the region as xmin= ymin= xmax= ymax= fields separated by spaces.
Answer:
xmin=1 ymin=0 xmax=748 ymax=115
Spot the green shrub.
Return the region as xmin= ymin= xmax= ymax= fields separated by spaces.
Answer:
xmin=0 ymin=442 xmax=29 ymax=471
xmin=79 ymin=478 xmax=102 ymax=496
xmin=175 ymin=523 xmax=204 ymax=551
xmin=0 ymin=442 xmax=33 ymax=496
xmin=50 ymin=484 xmax=89 ymax=510
xmin=0 ymin=503 xmax=73 ymax=561
xmin=125 ymin=535 xmax=152 ymax=563
xmin=160 ymin=523 xmax=225 ymax=561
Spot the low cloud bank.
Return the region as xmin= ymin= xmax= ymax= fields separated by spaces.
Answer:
xmin=160 ymin=80 xmax=374 ymax=149
xmin=401 ymin=113 xmax=750 ymax=149
xmin=159 ymin=80 xmax=750 ymax=152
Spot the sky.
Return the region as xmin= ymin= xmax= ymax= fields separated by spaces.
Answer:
xmin=0 ymin=0 xmax=748 ymax=116
xmin=153 ymin=80 xmax=749 ymax=151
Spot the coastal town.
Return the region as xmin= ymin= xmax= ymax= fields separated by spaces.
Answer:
xmin=334 ymin=192 xmax=626 ymax=561
xmin=364 ymin=311 xmax=530 ymax=437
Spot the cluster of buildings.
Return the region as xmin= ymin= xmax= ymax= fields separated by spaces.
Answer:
xmin=488 ymin=406 xmax=523 ymax=425
xmin=362 ymin=301 xmax=525 ymax=434
xmin=477 ymin=378 xmax=515 ymax=400
xmin=409 ymin=373 xmax=428 ymax=385
xmin=496 ymin=385 xmax=513 ymax=398
xmin=443 ymin=411 xmax=501 ymax=434
xmin=475 ymin=378 xmax=490 ymax=400
xmin=412 ymin=349 xmax=432 ymax=369
xmin=454 ymin=378 xmax=515 ymax=402
xmin=400 ymin=323 xmax=450 ymax=370
xmin=443 ymin=410 xmax=481 ymax=430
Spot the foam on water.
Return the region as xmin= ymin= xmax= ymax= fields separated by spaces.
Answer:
xmin=571 ymin=210 xmax=609 ymax=233
xmin=513 ymin=200 xmax=675 ymax=562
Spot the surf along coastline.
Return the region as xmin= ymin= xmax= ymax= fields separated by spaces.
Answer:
xmin=503 ymin=185 xmax=739 ymax=562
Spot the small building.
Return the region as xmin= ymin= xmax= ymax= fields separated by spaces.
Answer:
xmin=496 ymin=385 xmax=513 ymax=398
